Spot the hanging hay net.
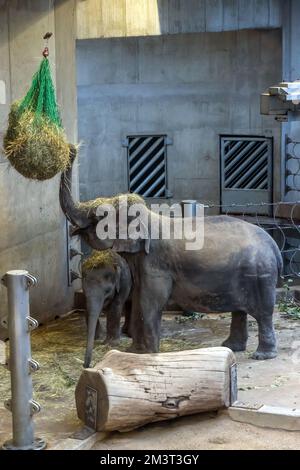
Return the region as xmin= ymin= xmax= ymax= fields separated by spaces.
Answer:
xmin=3 ymin=55 xmax=70 ymax=180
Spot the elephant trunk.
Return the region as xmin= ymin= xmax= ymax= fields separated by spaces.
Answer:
xmin=84 ymin=298 xmax=104 ymax=368
xmin=59 ymin=144 xmax=91 ymax=229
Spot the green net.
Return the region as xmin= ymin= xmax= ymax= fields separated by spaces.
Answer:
xmin=18 ymin=57 xmax=62 ymax=127
xmin=3 ymin=55 xmax=70 ymax=181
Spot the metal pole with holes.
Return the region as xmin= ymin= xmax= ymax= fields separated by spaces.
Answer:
xmin=1 ymin=270 xmax=46 ymax=450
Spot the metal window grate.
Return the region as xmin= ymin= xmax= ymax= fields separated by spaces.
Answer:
xmin=127 ymin=135 xmax=168 ymax=197
xmin=222 ymin=137 xmax=271 ymax=190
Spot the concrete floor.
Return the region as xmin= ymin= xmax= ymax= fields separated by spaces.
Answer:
xmin=0 ymin=310 xmax=299 ymax=450
xmin=92 ymin=412 xmax=300 ymax=451
xmin=92 ymin=311 xmax=300 ymax=450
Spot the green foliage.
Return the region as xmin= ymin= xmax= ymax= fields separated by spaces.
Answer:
xmin=175 ymin=312 xmax=205 ymax=323
xmin=278 ymin=278 xmax=300 ymax=320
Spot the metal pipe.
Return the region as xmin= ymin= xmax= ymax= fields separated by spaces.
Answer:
xmin=2 ymin=270 xmax=46 ymax=451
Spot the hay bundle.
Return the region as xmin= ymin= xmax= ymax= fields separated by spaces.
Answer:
xmin=82 ymin=250 xmax=118 ymax=274
xmin=79 ymin=193 xmax=146 ymax=216
xmin=3 ymin=56 xmax=70 ymax=180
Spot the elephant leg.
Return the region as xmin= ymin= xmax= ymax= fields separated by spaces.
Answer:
xmin=128 ymin=306 xmax=161 ymax=353
xmin=122 ymin=300 xmax=132 ymax=337
xmin=246 ymin=279 xmax=277 ymax=360
xmin=104 ymin=304 xmax=122 ymax=346
xmin=141 ymin=307 xmax=162 ymax=353
xmin=129 ymin=275 xmax=172 ymax=353
xmin=222 ymin=311 xmax=248 ymax=352
xmin=127 ymin=293 xmax=148 ymax=353
xmin=251 ymin=313 xmax=277 ymax=360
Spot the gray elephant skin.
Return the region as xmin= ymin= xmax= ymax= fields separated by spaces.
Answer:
xmin=60 ymin=148 xmax=283 ymax=360
xmin=82 ymin=250 xmax=132 ymax=368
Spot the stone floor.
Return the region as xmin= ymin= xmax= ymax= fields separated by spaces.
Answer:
xmin=92 ymin=412 xmax=300 ymax=451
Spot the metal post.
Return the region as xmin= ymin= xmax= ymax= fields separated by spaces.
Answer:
xmin=180 ymin=200 xmax=199 ymax=218
xmin=1 ymin=270 xmax=46 ymax=450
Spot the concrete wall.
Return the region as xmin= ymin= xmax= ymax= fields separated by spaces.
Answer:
xmin=76 ymin=0 xmax=282 ymax=39
xmin=0 ymin=0 xmax=78 ymax=339
xmin=77 ymin=29 xmax=282 ymax=206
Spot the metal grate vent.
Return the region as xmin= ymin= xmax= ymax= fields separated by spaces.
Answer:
xmin=126 ymin=135 xmax=168 ymax=197
xmin=222 ymin=137 xmax=271 ymax=190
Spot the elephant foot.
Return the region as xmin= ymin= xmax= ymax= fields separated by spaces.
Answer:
xmin=251 ymin=349 xmax=277 ymax=360
xmin=102 ymin=337 xmax=120 ymax=347
xmin=126 ymin=343 xmax=148 ymax=353
xmin=222 ymin=338 xmax=247 ymax=352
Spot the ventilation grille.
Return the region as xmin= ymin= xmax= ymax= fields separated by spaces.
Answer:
xmin=222 ymin=137 xmax=271 ymax=190
xmin=127 ymin=135 xmax=167 ymax=197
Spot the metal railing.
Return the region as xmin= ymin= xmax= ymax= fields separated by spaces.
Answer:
xmin=1 ymin=270 xmax=46 ymax=451
xmin=204 ymin=201 xmax=300 ymax=280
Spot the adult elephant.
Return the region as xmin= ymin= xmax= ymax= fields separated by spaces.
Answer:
xmin=60 ymin=147 xmax=283 ymax=359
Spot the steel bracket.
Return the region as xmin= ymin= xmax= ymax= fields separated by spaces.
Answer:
xmin=28 ymin=358 xmax=40 ymax=374
xmin=1 ymin=316 xmax=8 ymax=329
xmin=27 ymin=317 xmax=39 ymax=332
xmin=25 ymin=274 xmax=37 ymax=289
xmin=30 ymin=400 xmax=41 ymax=415
xmin=70 ymin=247 xmax=83 ymax=259
xmin=4 ymin=399 xmax=11 ymax=412
xmin=70 ymin=270 xmax=81 ymax=283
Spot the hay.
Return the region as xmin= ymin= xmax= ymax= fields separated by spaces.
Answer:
xmin=0 ymin=314 xmax=200 ymax=408
xmin=0 ymin=314 xmax=116 ymax=405
xmin=3 ymin=102 xmax=70 ymax=180
xmin=79 ymin=193 xmax=145 ymax=214
xmin=82 ymin=250 xmax=117 ymax=274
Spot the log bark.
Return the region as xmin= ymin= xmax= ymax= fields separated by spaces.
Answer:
xmin=75 ymin=347 xmax=237 ymax=432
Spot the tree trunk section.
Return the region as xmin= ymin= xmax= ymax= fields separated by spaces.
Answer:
xmin=75 ymin=347 xmax=237 ymax=432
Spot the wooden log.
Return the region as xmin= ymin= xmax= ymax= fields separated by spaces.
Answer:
xmin=75 ymin=347 xmax=237 ymax=432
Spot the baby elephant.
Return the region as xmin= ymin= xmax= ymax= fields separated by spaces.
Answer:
xmin=82 ymin=250 xmax=132 ymax=368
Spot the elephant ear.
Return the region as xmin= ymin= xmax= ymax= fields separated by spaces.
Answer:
xmin=113 ymin=205 xmax=151 ymax=254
